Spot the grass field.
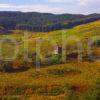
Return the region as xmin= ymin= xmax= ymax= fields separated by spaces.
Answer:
xmin=0 ymin=21 xmax=100 ymax=100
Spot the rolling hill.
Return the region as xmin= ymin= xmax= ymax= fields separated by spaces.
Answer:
xmin=0 ymin=20 xmax=100 ymax=100
xmin=0 ymin=11 xmax=100 ymax=32
xmin=0 ymin=20 xmax=100 ymax=64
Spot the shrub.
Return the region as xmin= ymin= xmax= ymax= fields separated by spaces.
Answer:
xmin=52 ymin=55 xmax=61 ymax=64
xmin=12 ymin=85 xmax=40 ymax=96
xmin=0 ymin=61 xmax=13 ymax=72
xmin=95 ymin=40 xmax=100 ymax=47
xmin=83 ymin=79 xmax=100 ymax=100
xmin=64 ymin=83 xmax=78 ymax=100
xmin=47 ymin=68 xmax=81 ymax=76
xmin=37 ymin=86 xmax=64 ymax=96
xmin=47 ymin=69 xmax=66 ymax=76
xmin=12 ymin=60 xmax=30 ymax=72
xmin=0 ymin=97 xmax=20 ymax=100
xmin=12 ymin=87 xmax=25 ymax=95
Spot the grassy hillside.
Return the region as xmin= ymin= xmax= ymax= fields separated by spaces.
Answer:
xmin=0 ymin=21 xmax=100 ymax=100
xmin=1 ymin=20 xmax=100 ymax=58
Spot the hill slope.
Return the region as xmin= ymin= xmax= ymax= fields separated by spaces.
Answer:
xmin=0 ymin=12 xmax=100 ymax=32
xmin=0 ymin=20 xmax=100 ymax=62
xmin=0 ymin=21 xmax=100 ymax=100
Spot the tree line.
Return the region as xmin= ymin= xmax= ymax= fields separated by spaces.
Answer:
xmin=0 ymin=11 xmax=100 ymax=32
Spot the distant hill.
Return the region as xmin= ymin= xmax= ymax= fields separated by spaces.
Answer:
xmin=0 ymin=26 xmax=12 ymax=34
xmin=0 ymin=11 xmax=100 ymax=32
